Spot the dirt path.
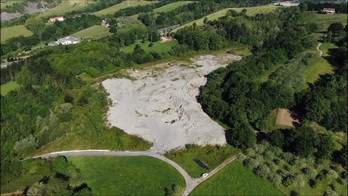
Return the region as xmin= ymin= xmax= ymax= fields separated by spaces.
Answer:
xmin=29 ymin=150 xmax=239 ymax=195
xmin=317 ymin=42 xmax=323 ymax=57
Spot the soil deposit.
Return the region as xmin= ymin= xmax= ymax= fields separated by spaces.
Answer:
xmin=102 ymin=54 xmax=241 ymax=153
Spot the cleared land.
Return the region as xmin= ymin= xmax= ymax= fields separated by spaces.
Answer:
xmin=1 ymin=81 xmax=20 ymax=96
xmin=102 ymin=54 xmax=241 ymax=152
xmin=1 ymin=25 xmax=33 ymax=42
xmin=72 ymin=25 xmax=111 ymax=40
xmin=154 ymin=1 xmax=192 ymax=13
xmin=307 ymin=13 xmax=347 ymax=32
xmin=120 ymin=39 xmax=177 ymax=53
xmin=275 ymin=108 xmax=298 ymax=128
xmin=165 ymin=145 xmax=240 ymax=178
xmin=190 ymin=161 xmax=283 ymax=195
xmin=68 ymin=156 xmax=185 ymax=195
xmin=38 ymin=0 xmax=95 ymax=18
xmin=93 ymin=0 xmax=155 ymax=17
xmin=174 ymin=5 xmax=278 ymax=32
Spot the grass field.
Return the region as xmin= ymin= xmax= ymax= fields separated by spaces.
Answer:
xmin=68 ymin=156 xmax=185 ymax=195
xmin=154 ymin=1 xmax=192 ymax=13
xmin=93 ymin=0 xmax=155 ymax=17
xmin=303 ymin=55 xmax=334 ymax=84
xmin=190 ymin=161 xmax=283 ymax=195
xmin=306 ymin=13 xmax=347 ymax=32
xmin=38 ymin=0 xmax=95 ymax=18
xmin=1 ymin=25 xmax=33 ymax=43
xmin=1 ymin=81 xmax=20 ymax=96
xmin=120 ymin=39 xmax=177 ymax=54
xmin=303 ymin=43 xmax=337 ymax=84
xmin=165 ymin=145 xmax=240 ymax=178
xmin=72 ymin=25 xmax=111 ymax=40
xmin=173 ymin=5 xmax=278 ymax=32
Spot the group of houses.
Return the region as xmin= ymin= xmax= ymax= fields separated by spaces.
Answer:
xmin=48 ymin=36 xmax=80 ymax=46
xmin=48 ymin=16 xmax=64 ymax=23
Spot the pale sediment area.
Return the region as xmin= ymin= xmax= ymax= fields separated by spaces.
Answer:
xmin=102 ymin=54 xmax=241 ymax=153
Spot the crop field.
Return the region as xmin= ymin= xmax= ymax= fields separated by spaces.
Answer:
xmin=190 ymin=161 xmax=283 ymax=195
xmin=93 ymin=0 xmax=155 ymax=17
xmin=174 ymin=5 xmax=278 ymax=32
xmin=154 ymin=1 xmax=192 ymax=13
xmin=68 ymin=156 xmax=185 ymax=195
xmin=39 ymin=0 xmax=95 ymax=18
xmin=120 ymin=39 xmax=177 ymax=54
xmin=165 ymin=145 xmax=240 ymax=178
xmin=1 ymin=81 xmax=20 ymax=96
xmin=1 ymin=25 xmax=33 ymax=42
xmin=307 ymin=13 xmax=347 ymax=32
xmin=73 ymin=25 xmax=111 ymax=40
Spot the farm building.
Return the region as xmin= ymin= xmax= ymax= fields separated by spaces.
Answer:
xmin=157 ymin=24 xmax=180 ymax=36
xmin=48 ymin=16 xmax=64 ymax=23
xmin=322 ymin=8 xmax=335 ymax=14
xmin=273 ymin=1 xmax=299 ymax=7
xmin=48 ymin=36 xmax=80 ymax=46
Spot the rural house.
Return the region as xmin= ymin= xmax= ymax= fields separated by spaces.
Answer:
xmin=157 ymin=24 xmax=180 ymax=36
xmin=48 ymin=36 xmax=80 ymax=46
xmin=101 ymin=19 xmax=110 ymax=27
xmin=322 ymin=8 xmax=335 ymax=14
xmin=48 ymin=16 xmax=64 ymax=23
xmin=273 ymin=1 xmax=299 ymax=7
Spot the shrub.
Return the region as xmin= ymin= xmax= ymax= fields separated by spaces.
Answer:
xmin=323 ymin=190 xmax=338 ymax=196
xmin=268 ymin=173 xmax=282 ymax=185
xmin=282 ymin=152 xmax=294 ymax=162
xmin=290 ymin=190 xmax=299 ymax=196
xmin=254 ymin=165 xmax=270 ymax=178
xmin=267 ymin=162 xmax=278 ymax=172
xmin=13 ymin=134 xmax=38 ymax=155
xmin=269 ymin=146 xmax=283 ymax=157
xmin=282 ymin=175 xmax=296 ymax=187
xmin=327 ymin=169 xmax=339 ymax=179
xmin=243 ymin=158 xmax=259 ymax=169
xmin=244 ymin=148 xmax=256 ymax=157
xmin=264 ymin=151 xmax=275 ymax=160
xmin=309 ymin=179 xmax=317 ymax=188
xmin=294 ymin=174 xmax=306 ymax=187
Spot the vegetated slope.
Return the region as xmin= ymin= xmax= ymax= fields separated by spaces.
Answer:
xmin=1 ymin=25 xmax=33 ymax=42
xmin=173 ymin=4 xmax=278 ymax=32
xmin=72 ymin=25 xmax=111 ymax=40
xmin=69 ymin=156 xmax=186 ymax=195
xmin=1 ymin=81 xmax=20 ymax=96
xmin=190 ymin=161 xmax=283 ymax=195
xmin=39 ymin=0 xmax=96 ymax=18
xmin=93 ymin=0 xmax=155 ymax=17
xmin=154 ymin=1 xmax=192 ymax=13
xmin=119 ymin=39 xmax=177 ymax=53
xmin=307 ymin=13 xmax=347 ymax=32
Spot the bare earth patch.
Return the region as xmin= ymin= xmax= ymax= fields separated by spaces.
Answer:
xmin=161 ymin=36 xmax=173 ymax=42
xmin=102 ymin=54 xmax=241 ymax=153
xmin=276 ymin=108 xmax=299 ymax=128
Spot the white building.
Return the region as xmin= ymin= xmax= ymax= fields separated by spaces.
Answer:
xmin=48 ymin=16 xmax=64 ymax=23
xmin=273 ymin=1 xmax=300 ymax=7
xmin=323 ymin=8 xmax=335 ymax=14
xmin=48 ymin=36 xmax=80 ymax=46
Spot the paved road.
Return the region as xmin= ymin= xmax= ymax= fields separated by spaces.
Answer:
xmin=317 ymin=42 xmax=323 ymax=57
xmin=30 ymin=150 xmax=239 ymax=196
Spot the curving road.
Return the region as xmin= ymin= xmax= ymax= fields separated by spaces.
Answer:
xmin=30 ymin=150 xmax=239 ymax=196
xmin=317 ymin=42 xmax=323 ymax=57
